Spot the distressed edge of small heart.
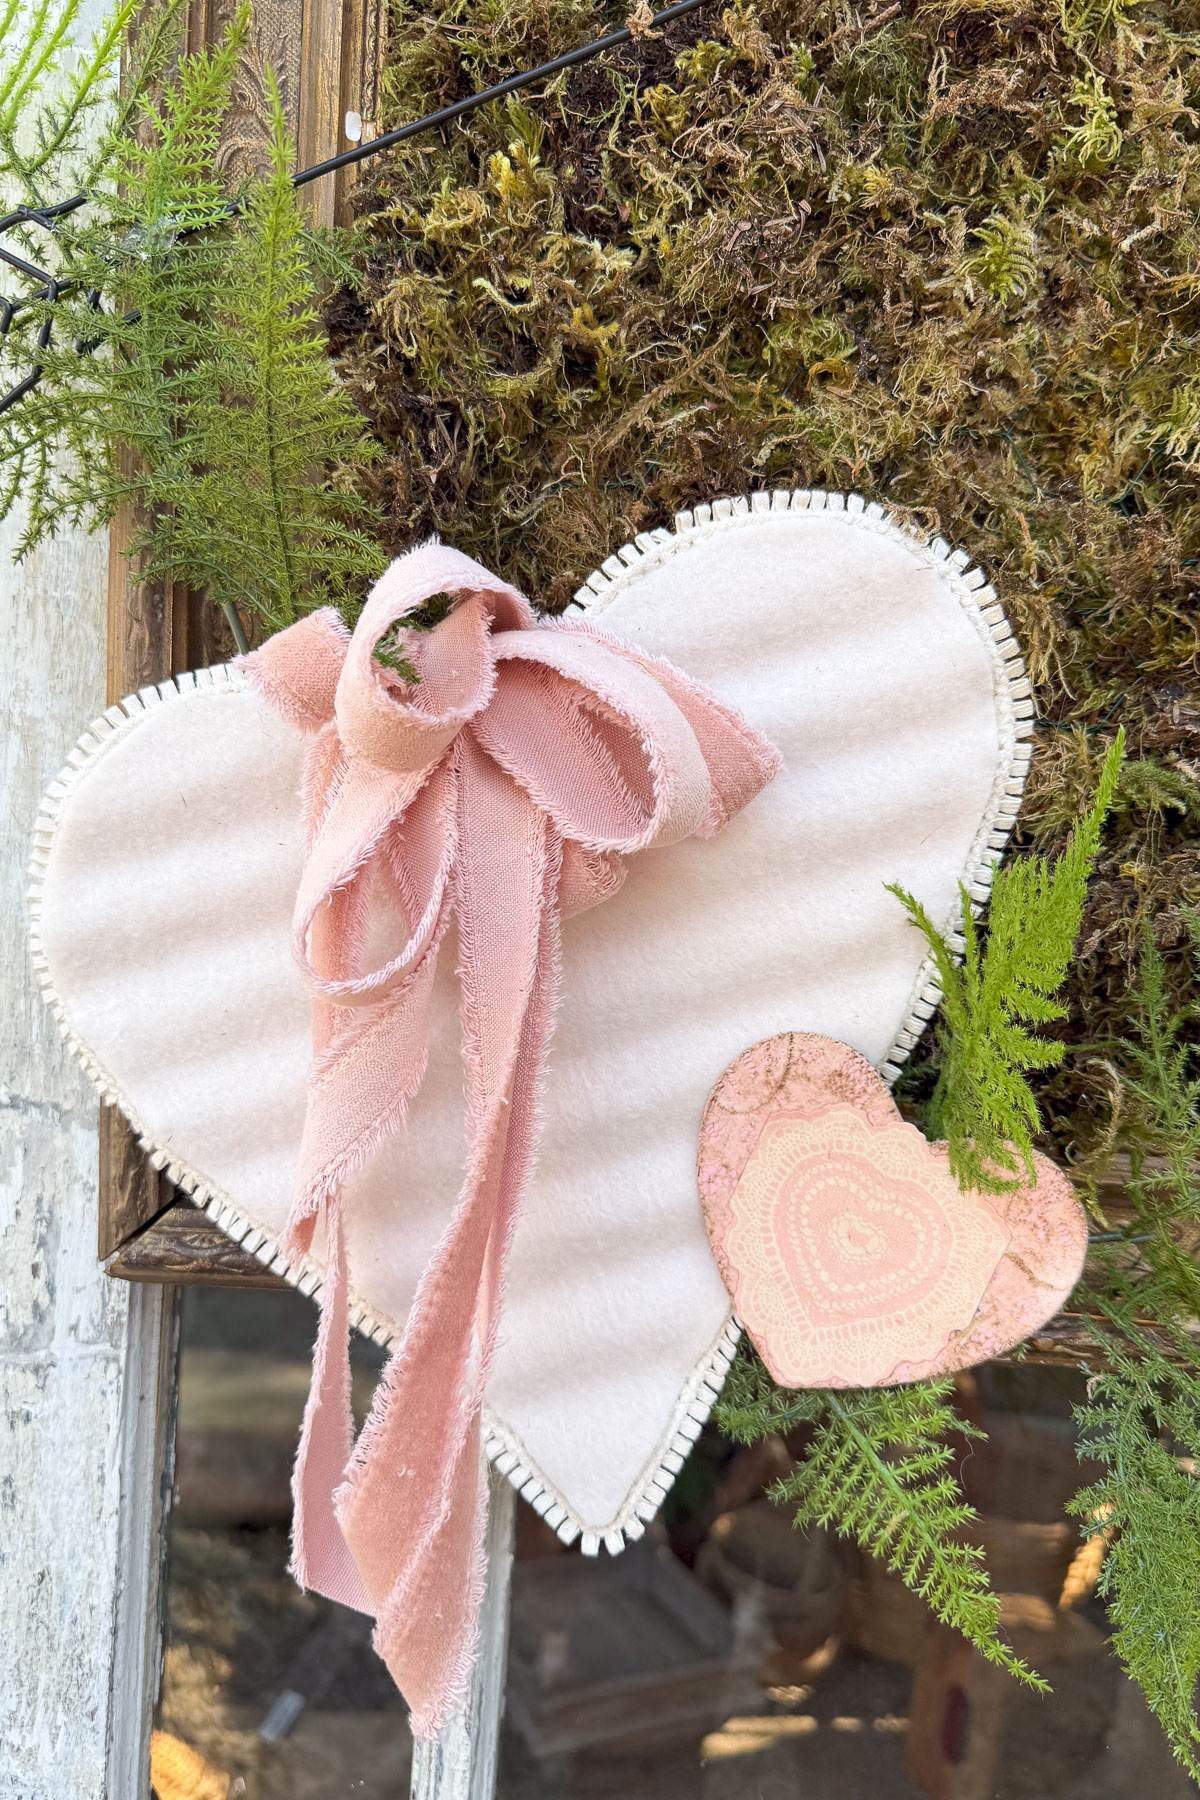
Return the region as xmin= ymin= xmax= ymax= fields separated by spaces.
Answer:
xmin=28 ymin=489 xmax=1034 ymax=1559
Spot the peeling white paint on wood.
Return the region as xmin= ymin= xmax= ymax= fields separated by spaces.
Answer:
xmin=0 ymin=505 xmax=177 ymax=1800
xmin=0 ymin=16 xmax=176 ymax=1778
xmin=410 ymin=1469 xmax=516 ymax=1800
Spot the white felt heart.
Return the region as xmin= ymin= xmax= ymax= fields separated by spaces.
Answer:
xmin=29 ymin=490 xmax=1031 ymax=1552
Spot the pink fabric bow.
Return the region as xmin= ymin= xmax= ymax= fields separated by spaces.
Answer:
xmin=242 ymin=541 xmax=779 ymax=1737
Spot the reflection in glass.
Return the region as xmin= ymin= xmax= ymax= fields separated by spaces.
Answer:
xmin=153 ymin=1285 xmax=409 ymax=1800
xmin=497 ymin=1365 xmax=1195 ymax=1800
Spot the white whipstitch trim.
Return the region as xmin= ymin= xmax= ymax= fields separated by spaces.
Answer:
xmin=28 ymin=489 xmax=1035 ymax=1554
xmin=569 ymin=488 xmax=1035 ymax=1092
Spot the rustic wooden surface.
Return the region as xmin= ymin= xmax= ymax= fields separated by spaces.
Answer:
xmin=0 ymin=55 xmax=176 ymax=1793
xmin=109 ymin=1204 xmax=288 ymax=1287
xmin=96 ymin=443 xmax=186 ymax=1260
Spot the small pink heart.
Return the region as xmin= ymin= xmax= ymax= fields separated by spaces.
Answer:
xmin=698 ymin=1033 xmax=1087 ymax=1388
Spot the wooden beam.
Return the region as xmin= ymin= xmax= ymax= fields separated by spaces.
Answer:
xmin=98 ymin=461 xmax=188 ymax=1258
xmin=298 ymin=0 xmax=386 ymax=227
xmin=107 ymin=1204 xmax=288 ymax=1287
xmin=411 ymin=1468 xmax=516 ymax=1800
xmin=105 ymin=1286 xmax=181 ymax=1798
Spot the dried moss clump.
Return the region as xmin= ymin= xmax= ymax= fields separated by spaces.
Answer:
xmin=331 ymin=0 xmax=1200 ymax=1147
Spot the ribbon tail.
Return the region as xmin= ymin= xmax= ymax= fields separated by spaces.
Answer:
xmin=335 ymin=737 xmax=562 ymax=1737
xmin=286 ymin=769 xmax=458 ymax=1615
xmin=288 ymin=1197 xmax=372 ymax=1613
xmin=285 ymin=945 xmax=445 ymax=1610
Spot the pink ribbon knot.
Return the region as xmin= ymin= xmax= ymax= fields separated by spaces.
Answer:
xmin=243 ymin=541 xmax=779 ymax=1737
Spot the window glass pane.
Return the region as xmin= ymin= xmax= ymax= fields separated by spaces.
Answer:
xmin=497 ymin=1364 xmax=1192 ymax=1800
xmin=153 ymin=1285 xmax=411 ymax=1800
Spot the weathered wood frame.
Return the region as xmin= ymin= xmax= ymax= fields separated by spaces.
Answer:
xmin=78 ymin=7 xmax=1189 ymax=1796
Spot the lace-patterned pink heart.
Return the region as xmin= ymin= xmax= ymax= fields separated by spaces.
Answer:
xmin=698 ymin=1034 xmax=1087 ymax=1387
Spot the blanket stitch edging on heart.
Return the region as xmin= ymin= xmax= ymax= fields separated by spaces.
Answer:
xmin=26 ymin=487 xmax=1034 ymax=1554
xmin=568 ymin=487 xmax=1035 ymax=1085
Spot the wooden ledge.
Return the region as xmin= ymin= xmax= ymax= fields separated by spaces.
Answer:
xmin=101 ymin=1163 xmax=1189 ymax=1373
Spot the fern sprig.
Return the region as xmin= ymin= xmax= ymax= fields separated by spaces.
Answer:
xmin=717 ymin=1357 xmax=1044 ymax=1686
xmin=780 ymin=1387 xmax=1046 ymax=1687
xmin=1067 ymin=921 xmax=1200 ymax=1775
xmin=0 ymin=1 xmax=383 ymax=632
xmin=1070 ymin=1312 xmax=1200 ymax=1781
xmin=132 ymin=67 xmax=383 ymax=627
xmin=888 ymin=730 xmax=1124 ymax=1190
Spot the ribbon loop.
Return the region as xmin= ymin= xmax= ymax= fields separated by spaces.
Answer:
xmin=240 ymin=540 xmax=780 ymax=1740
xmin=477 ymin=630 xmax=713 ymax=851
xmin=335 ymin=546 xmax=531 ymax=775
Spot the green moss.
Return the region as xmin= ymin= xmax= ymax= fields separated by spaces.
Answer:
xmin=328 ymin=0 xmax=1200 ymax=1148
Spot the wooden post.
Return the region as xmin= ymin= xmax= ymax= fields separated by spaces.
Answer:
xmin=0 ymin=289 xmax=178 ymax=1800
xmin=410 ymin=1468 xmax=517 ymax=1800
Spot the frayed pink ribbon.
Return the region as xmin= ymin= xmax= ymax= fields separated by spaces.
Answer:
xmin=241 ymin=541 xmax=779 ymax=1738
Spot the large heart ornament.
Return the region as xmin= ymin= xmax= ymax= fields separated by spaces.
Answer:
xmin=30 ymin=490 xmax=1032 ymax=1550
xmin=699 ymin=1032 xmax=1087 ymax=1387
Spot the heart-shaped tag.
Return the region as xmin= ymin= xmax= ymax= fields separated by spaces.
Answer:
xmin=699 ymin=1032 xmax=1087 ymax=1387
xmin=30 ymin=490 xmax=1032 ymax=1546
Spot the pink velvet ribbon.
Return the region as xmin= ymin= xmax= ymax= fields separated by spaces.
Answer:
xmin=241 ymin=541 xmax=779 ymax=1737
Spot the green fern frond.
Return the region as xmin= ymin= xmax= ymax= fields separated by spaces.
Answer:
xmin=716 ymin=1346 xmax=827 ymax=1443
xmin=1068 ymin=922 xmax=1200 ymax=1774
xmin=779 ymin=1386 xmax=1045 ymax=1687
xmin=1111 ymin=923 xmax=1200 ymax=1199
xmin=1070 ymin=1315 xmax=1200 ymax=1781
xmin=1084 ymin=919 xmax=1200 ymax=1309
xmin=132 ymin=67 xmax=383 ymax=628
xmin=0 ymin=0 xmax=77 ymax=147
xmin=888 ymin=730 xmax=1124 ymax=1191
xmin=0 ymin=0 xmax=150 ymax=217
xmin=0 ymin=1 xmax=382 ymax=632
xmin=717 ymin=1358 xmax=1044 ymax=1687
xmin=0 ymin=4 xmax=248 ymax=550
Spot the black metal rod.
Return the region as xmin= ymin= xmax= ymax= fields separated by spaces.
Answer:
xmin=0 ymin=195 xmax=90 ymax=232
xmin=0 ymin=0 xmax=707 ymax=413
xmin=293 ymin=0 xmax=707 ymax=190
xmin=0 ymin=240 xmax=54 ymax=284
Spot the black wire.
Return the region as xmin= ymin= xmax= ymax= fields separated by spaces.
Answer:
xmin=293 ymin=0 xmax=707 ymax=190
xmin=0 ymin=0 xmax=708 ymax=412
